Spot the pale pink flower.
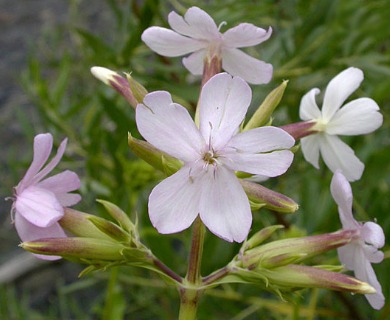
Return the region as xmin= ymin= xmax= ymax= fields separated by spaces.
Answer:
xmin=12 ymin=133 xmax=81 ymax=260
xmin=300 ymin=67 xmax=383 ymax=181
xmin=136 ymin=73 xmax=294 ymax=242
xmin=331 ymin=170 xmax=385 ymax=309
xmin=141 ymin=6 xmax=273 ymax=84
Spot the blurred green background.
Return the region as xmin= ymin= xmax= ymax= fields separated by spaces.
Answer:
xmin=0 ymin=0 xmax=389 ymax=319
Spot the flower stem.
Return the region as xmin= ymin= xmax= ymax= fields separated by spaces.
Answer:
xmin=178 ymin=217 xmax=205 ymax=320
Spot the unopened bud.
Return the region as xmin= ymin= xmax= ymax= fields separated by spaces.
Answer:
xmin=91 ymin=66 xmax=138 ymax=108
xmin=241 ymin=230 xmax=357 ymax=269
xmin=240 ymin=180 xmax=298 ymax=213
xmin=260 ymin=264 xmax=376 ymax=294
xmin=21 ymin=237 xmax=127 ymax=261
xmin=280 ymin=121 xmax=317 ymax=139
xmin=88 ymin=216 xmax=130 ymax=243
xmin=97 ymin=199 xmax=136 ymax=235
xmin=60 ymin=208 xmax=113 ymax=241
xmin=244 ymin=80 xmax=288 ymax=131
xmin=128 ymin=133 xmax=182 ymax=176
xmin=125 ymin=73 xmax=148 ymax=103
xmin=244 ymin=225 xmax=284 ymax=250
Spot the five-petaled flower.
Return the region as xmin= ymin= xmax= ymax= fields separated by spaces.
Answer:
xmin=136 ymin=73 xmax=294 ymax=242
xmin=141 ymin=6 xmax=273 ymax=84
xmin=299 ymin=67 xmax=383 ymax=181
xmin=331 ymin=170 xmax=385 ymax=309
xmin=11 ymin=133 xmax=81 ymax=260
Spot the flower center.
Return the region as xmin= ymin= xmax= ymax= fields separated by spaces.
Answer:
xmin=313 ymin=118 xmax=328 ymax=132
xmin=202 ymin=149 xmax=218 ymax=165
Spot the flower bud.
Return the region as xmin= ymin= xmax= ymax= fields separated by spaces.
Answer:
xmin=244 ymin=80 xmax=288 ymax=131
xmin=125 ymin=72 xmax=148 ymax=104
xmin=241 ymin=230 xmax=357 ymax=269
xmin=87 ymin=216 xmax=130 ymax=243
xmin=258 ymin=264 xmax=376 ymax=294
xmin=60 ymin=208 xmax=113 ymax=241
xmin=91 ymin=66 xmax=138 ymax=108
xmin=280 ymin=121 xmax=317 ymax=139
xmin=240 ymin=180 xmax=298 ymax=213
xmin=21 ymin=237 xmax=127 ymax=261
xmin=128 ymin=133 xmax=182 ymax=176
xmin=97 ymin=199 xmax=136 ymax=235
xmin=243 ymin=225 xmax=284 ymax=250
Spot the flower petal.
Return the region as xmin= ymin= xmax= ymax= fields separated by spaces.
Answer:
xmin=222 ymin=48 xmax=273 ymax=84
xmin=141 ymin=27 xmax=205 ymax=57
xmin=319 ymin=134 xmax=364 ymax=181
xmin=300 ymin=135 xmax=321 ymax=169
xmin=136 ymin=91 xmax=205 ymax=162
xmin=38 ymin=170 xmax=81 ymax=194
xmin=18 ymin=133 xmax=53 ymax=190
xmin=223 ymin=150 xmax=294 ymax=177
xmin=148 ymin=164 xmax=202 ymax=234
xmin=299 ymin=88 xmax=321 ymax=121
xmin=322 ymin=67 xmax=364 ymax=121
xmin=363 ymin=244 xmax=384 ymax=264
xmin=168 ymin=7 xmax=219 ymax=40
xmin=14 ymin=213 xmax=65 ymax=260
xmin=362 ymin=222 xmax=385 ymax=249
xmin=199 ymin=165 xmax=251 ymax=242
xmin=354 ymin=255 xmax=385 ymax=310
xmin=226 ymin=126 xmax=295 ymax=153
xmin=337 ymin=243 xmax=357 ymax=270
xmin=330 ymin=170 xmax=358 ymax=229
xmin=32 ymin=137 xmax=68 ymax=185
xmin=326 ymin=98 xmax=383 ymax=135
xmin=182 ymin=50 xmax=205 ymax=75
xmin=15 ymin=186 xmax=64 ymax=228
xmin=199 ymin=73 xmax=251 ymax=150
xmin=223 ymin=24 xmax=272 ymax=48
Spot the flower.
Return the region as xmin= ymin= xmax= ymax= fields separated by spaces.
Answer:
xmin=299 ymin=67 xmax=383 ymax=181
xmin=141 ymin=6 xmax=273 ymax=84
xmin=136 ymin=73 xmax=294 ymax=242
xmin=12 ymin=133 xmax=81 ymax=260
xmin=331 ymin=170 xmax=385 ymax=309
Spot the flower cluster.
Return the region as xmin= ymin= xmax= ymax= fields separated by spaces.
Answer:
xmin=10 ymin=4 xmax=386 ymax=316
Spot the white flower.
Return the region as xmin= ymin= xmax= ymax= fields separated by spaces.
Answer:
xmin=331 ymin=170 xmax=385 ymax=309
xmin=12 ymin=133 xmax=81 ymax=260
xmin=141 ymin=6 xmax=273 ymax=84
xmin=136 ymin=73 xmax=294 ymax=242
xmin=299 ymin=67 xmax=383 ymax=181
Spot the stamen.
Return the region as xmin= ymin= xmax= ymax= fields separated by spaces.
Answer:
xmin=218 ymin=21 xmax=227 ymax=31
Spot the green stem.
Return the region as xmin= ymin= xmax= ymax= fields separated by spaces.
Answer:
xmin=178 ymin=217 xmax=206 ymax=320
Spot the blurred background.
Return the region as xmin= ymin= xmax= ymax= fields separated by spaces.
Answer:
xmin=0 ymin=0 xmax=389 ymax=319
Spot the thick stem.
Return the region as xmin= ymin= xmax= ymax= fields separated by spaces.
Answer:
xmin=178 ymin=217 xmax=206 ymax=319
